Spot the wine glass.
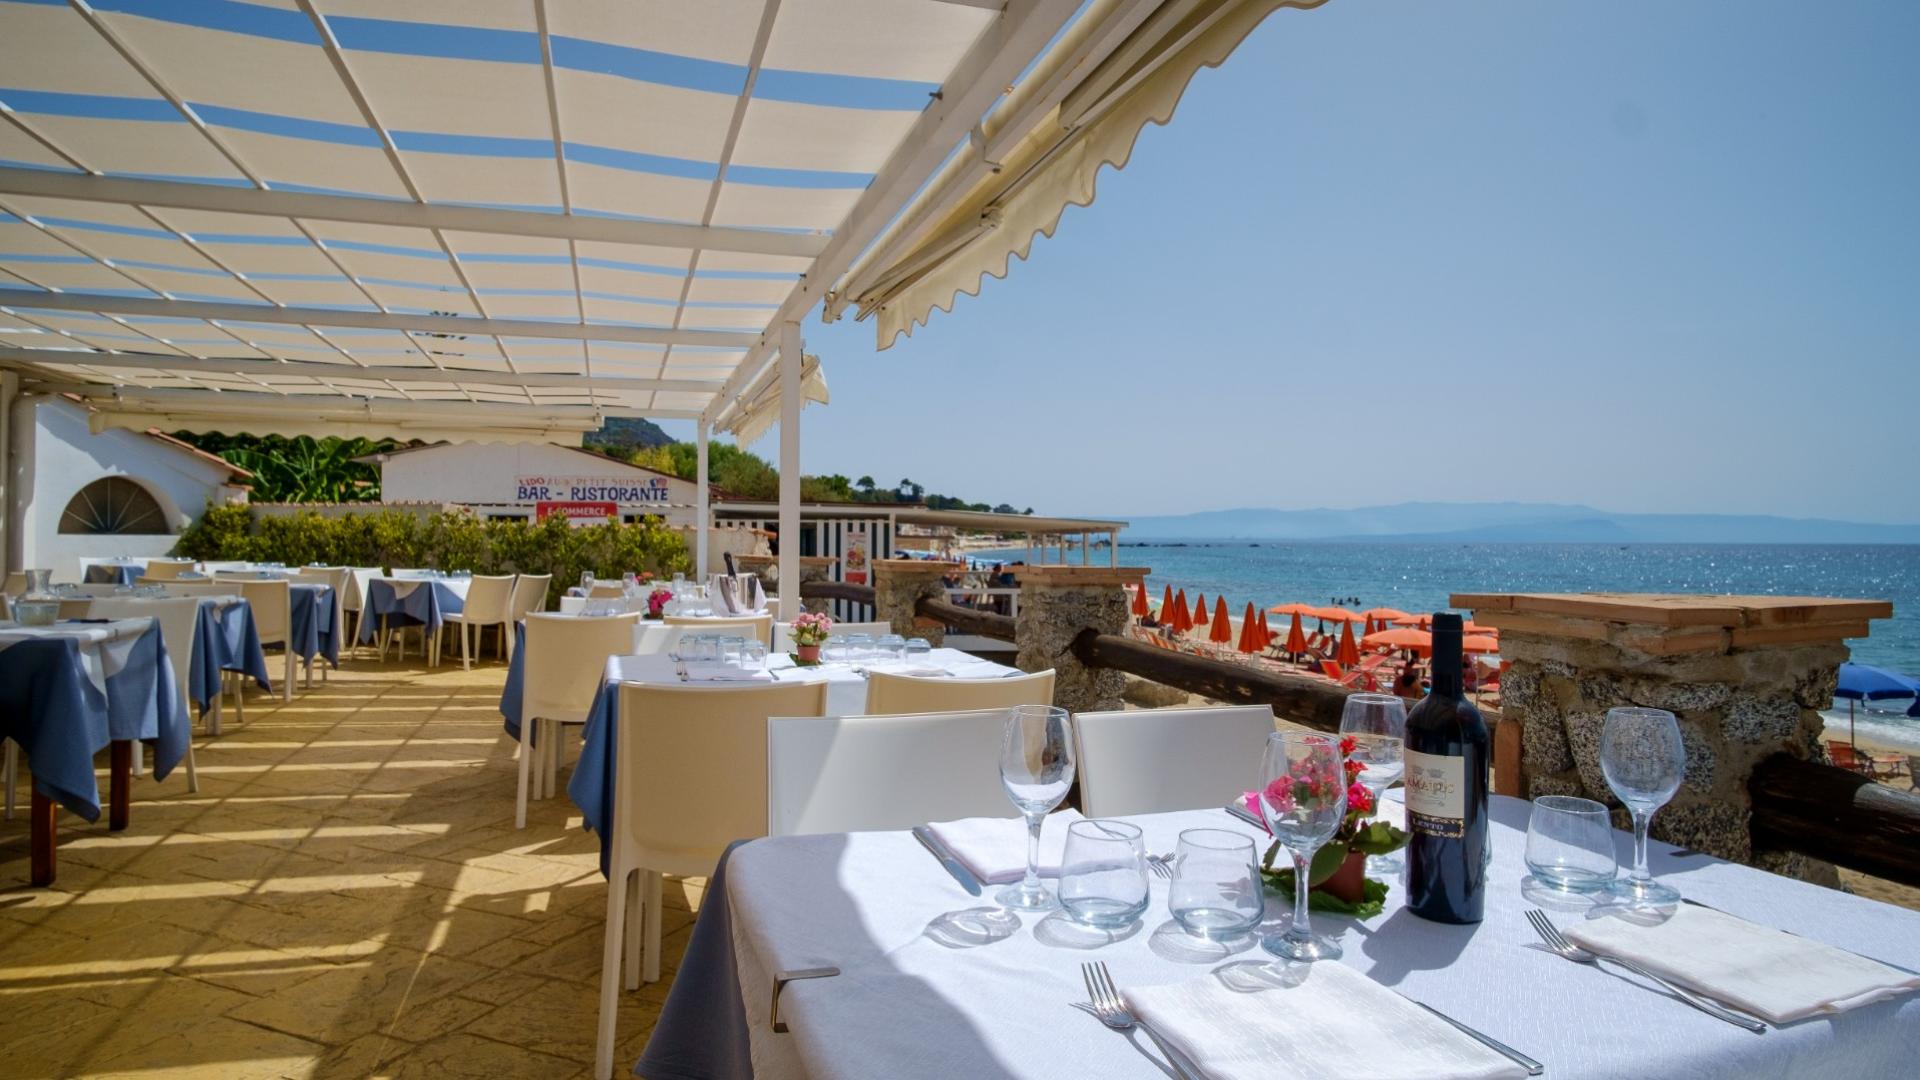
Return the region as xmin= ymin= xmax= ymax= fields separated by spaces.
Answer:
xmin=1259 ymin=731 xmax=1348 ymax=962
xmin=997 ymin=705 xmax=1075 ymax=911
xmin=1339 ymin=692 xmax=1406 ymax=874
xmin=1601 ymin=707 xmax=1686 ymax=906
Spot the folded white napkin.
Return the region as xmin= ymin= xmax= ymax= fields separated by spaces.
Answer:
xmin=1128 ymin=963 xmax=1528 ymax=1080
xmin=681 ymin=662 xmax=773 ymax=683
xmin=867 ymin=662 xmax=952 ymax=678
xmin=1563 ymin=902 xmax=1920 ymax=1024
xmin=925 ymin=810 xmax=1084 ymax=884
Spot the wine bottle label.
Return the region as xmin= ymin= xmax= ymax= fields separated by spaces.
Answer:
xmin=1405 ymin=749 xmax=1466 ymax=839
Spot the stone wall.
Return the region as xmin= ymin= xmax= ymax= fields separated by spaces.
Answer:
xmin=1458 ymin=592 xmax=1889 ymax=886
xmin=1013 ymin=566 xmax=1147 ymax=713
xmin=737 ymin=554 xmax=834 ymax=614
xmin=872 ymin=560 xmax=959 ymax=646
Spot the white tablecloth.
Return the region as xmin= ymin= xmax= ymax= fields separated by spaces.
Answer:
xmin=603 ymin=647 xmax=1015 ymax=717
xmin=675 ymin=797 xmax=1920 ymax=1080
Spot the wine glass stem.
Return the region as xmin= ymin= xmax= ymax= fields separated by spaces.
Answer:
xmin=1630 ymin=808 xmax=1652 ymax=882
xmin=1290 ymin=846 xmax=1314 ymax=939
xmin=1023 ymin=812 xmax=1043 ymax=893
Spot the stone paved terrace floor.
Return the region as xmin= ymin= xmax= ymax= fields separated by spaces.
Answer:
xmin=0 ymin=658 xmax=698 ymax=1079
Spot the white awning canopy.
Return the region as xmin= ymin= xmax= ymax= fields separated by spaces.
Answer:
xmin=829 ymin=0 xmax=1324 ymax=348
xmin=0 ymin=0 xmax=1089 ymax=438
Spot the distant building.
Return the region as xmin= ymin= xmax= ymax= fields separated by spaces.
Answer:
xmin=359 ymin=442 xmax=705 ymax=527
xmin=4 ymin=395 xmax=252 ymax=582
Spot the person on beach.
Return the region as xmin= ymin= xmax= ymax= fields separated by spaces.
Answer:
xmin=1395 ymin=661 xmax=1424 ymax=701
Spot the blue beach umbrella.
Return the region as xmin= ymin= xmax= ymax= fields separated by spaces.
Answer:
xmin=1834 ymin=663 xmax=1920 ymax=747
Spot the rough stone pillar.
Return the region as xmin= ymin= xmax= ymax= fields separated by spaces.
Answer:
xmin=1015 ymin=565 xmax=1149 ymax=714
xmin=1456 ymin=592 xmax=1890 ymax=884
xmin=736 ymin=554 xmax=835 ymax=615
xmin=872 ymin=559 xmax=960 ymax=645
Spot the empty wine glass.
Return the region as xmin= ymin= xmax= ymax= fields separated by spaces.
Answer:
xmin=1601 ymin=707 xmax=1686 ymax=906
xmin=579 ymin=571 xmax=594 ymax=593
xmin=1339 ymin=692 xmax=1406 ymax=874
xmin=1259 ymin=731 xmax=1348 ymax=962
xmin=997 ymin=705 xmax=1075 ymax=912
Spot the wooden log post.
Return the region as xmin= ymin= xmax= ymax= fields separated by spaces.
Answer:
xmin=1749 ymin=754 xmax=1920 ymax=887
xmin=1012 ymin=566 xmax=1148 ymax=713
xmin=1456 ymin=591 xmax=1893 ymax=885
xmin=1069 ymin=631 xmax=1351 ymax=732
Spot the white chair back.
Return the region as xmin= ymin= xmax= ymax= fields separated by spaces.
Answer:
xmin=613 ymin=681 xmax=829 ymax=876
xmin=343 ymin=568 xmax=382 ymax=612
xmin=142 ymin=559 xmax=196 ymax=580
xmin=772 ymin=619 xmax=890 ymax=652
xmin=664 ymin=614 xmax=771 ymax=646
xmin=86 ymin=598 xmax=199 ymax=713
xmin=586 ymin=582 xmax=629 ymax=599
xmin=3 ymin=571 xmax=26 ymax=596
xmin=510 ymin=573 xmax=551 ymax=620
xmin=58 ymin=598 xmax=93 ymax=620
xmin=767 ymin=710 xmax=1014 ymax=836
xmin=522 ymin=613 xmax=641 ymax=725
xmin=864 ymin=668 xmax=1055 ymax=717
xmin=460 ymin=575 xmax=516 ymax=622
xmin=200 ymin=561 xmax=249 ymax=574
xmin=222 ymin=577 xmax=290 ymax=644
xmin=295 ymin=567 xmax=352 ymax=644
xmin=1070 ymin=705 xmax=1279 ymax=817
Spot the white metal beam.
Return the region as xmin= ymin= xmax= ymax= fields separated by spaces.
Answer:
xmin=696 ymin=421 xmax=711 ymax=579
xmin=30 ymin=382 xmax=701 ymax=421
xmin=703 ymin=0 xmax=1085 ymax=426
xmin=0 ymin=166 xmax=829 ymax=260
xmin=776 ymin=319 xmax=802 ymax=620
xmin=0 ymin=347 xmax=723 ymax=392
xmin=0 ymin=288 xmax=758 ymax=348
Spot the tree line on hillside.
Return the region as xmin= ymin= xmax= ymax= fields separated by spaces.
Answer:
xmin=622 ymin=440 xmax=1032 ymax=515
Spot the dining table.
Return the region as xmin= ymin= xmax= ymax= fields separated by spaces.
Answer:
xmin=82 ymin=560 xmax=147 ymax=586
xmin=638 ymin=794 xmax=1920 ymax=1080
xmin=549 ymin=648 xmax=1021 ymax=875
xmin=0 ymin=617 xmax=189 ymax=886
xmin=356 ymin=574 xmax=469 ymax=650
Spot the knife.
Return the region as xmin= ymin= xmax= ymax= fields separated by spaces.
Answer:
xmin=1222 ymin=801 xmax=1264 ymax=828
xmin=1413 ymin=1001 xmax=1544 ymax=1076
xmin=912 ymin=826 xmax=982 ymax=897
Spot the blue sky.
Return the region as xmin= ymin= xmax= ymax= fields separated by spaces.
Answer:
xmin=683 ymin=0 xmax=1919 ymax=522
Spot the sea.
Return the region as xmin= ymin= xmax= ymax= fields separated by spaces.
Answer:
xmin=975 ymin=542 xmax=1920 ymax=751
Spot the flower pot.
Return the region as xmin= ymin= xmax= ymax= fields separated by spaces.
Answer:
xmin=1316 ymin=849 xmax=1368 ymax=905
xmin=796 ymin=644 xmax=821 ymax=662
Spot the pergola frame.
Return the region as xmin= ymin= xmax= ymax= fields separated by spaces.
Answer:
xmin=0 ymin=0 xmax=1094 ymax=618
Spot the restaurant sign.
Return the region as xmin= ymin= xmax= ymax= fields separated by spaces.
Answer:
xmin=536 ymin=501 xmax=617 ymax=526
xmin=516 ymin=475 xmax=673 ymax=503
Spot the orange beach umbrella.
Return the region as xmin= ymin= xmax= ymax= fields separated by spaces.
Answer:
xmin=1462 ymin=634 xmax=1501 ymax=653
xmin=1364 ymin=627 xmax=1433 ymax=655
xmin=1257 ymin=611 xmax=1274 ymax=650
xmin=1361 ymin=607 xmax=1413 ymax=624
xmin=1209 ymin=597 xmax=1233 ymax=644
xmin=1314 ymin=606 xmax=1366 ymax=625
xmin=1171 ymin=589 xmax=1191 ymax=634
xmin=1158 ymin=585 xmax=1175 ymax=625
xmin=1237 ymin=602 xmax=1260 ymax=653
xmin=1284 ymin=612 xmax=1307 ymax=655
xmin=1268 ymin=602 xmax=1320 ymax=617
xmin=1193 ymin=593 xmax=1209 ymax=626
xmin=1337 ymin=621 xmax=1360 ymax=666
xmin=1130 ymin=585 xmax=1149 ymax=619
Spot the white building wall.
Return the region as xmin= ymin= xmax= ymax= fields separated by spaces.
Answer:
xmin=7 ymin=396 xmax=240 ymax=582
xmin=376 ymin=443 xmax=698 ymax=527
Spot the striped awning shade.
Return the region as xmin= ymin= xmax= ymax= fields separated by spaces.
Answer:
xmin=0 ymin=0 xmax=1088 ymax=438
xmin=831 ymin=0 xmax=1326 ymax=349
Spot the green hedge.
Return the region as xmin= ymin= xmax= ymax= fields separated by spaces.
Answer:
xmin=174 ymin=504 xmax=692 ymax=607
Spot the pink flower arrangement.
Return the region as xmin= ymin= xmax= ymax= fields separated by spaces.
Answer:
xmin=645 ymin=587 xmax=673 ymax=617
xmin=790 ymin=611 xmax=834 ymax=647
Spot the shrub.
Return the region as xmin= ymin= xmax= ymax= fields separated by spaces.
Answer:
xmin=173 ymin=505 xmax=692 ymax=607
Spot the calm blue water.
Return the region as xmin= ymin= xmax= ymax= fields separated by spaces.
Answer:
xmin=979 ymin=542 xmax=1920 ymax=743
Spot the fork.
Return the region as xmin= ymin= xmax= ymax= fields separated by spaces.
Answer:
xmin=1080 ymin=961 xmax=1199 ymax=1080
xmin=1145 ymin=852 xmax=1173 ymax=880
xmin=1524 ymin=909 xmax=1766 ymax=1032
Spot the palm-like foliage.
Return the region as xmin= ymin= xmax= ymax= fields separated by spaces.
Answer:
xmin=173 ymin=433 xmax=394 ymax=502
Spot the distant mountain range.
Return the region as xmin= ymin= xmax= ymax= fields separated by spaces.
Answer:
xmin=1118 ymin=502 xmax=1920 ymax=544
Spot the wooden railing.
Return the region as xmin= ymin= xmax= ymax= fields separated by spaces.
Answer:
xmin=799 ymin=579 xmax=1920 ymax=887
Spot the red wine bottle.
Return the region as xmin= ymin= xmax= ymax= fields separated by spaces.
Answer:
xmin=1404 ymin=612 xmax=1489 ymax=923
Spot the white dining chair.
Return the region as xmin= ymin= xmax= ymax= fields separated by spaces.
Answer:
xmin=517 ymin=612 xmax=642 ymax=828
xmin=1070 ymin=705 xmax=1280 ymax=817
xmin=141 ymin=559 xmax=196 ymax=580
xmin=771 ymin=619 xmax=891 ymax=652
xmin=863 ymin=668 xmax=1055 ymax=716
xmin=3 ymin=571 xmax=27 ymax=596
xmin=766 ymin=709 xmax=1013 ymax=836
xmin=343 ymin=567 xmax=382 ymax=656
xmin=221 ymin=577 xmax=294 ymax=703
xmin=442 ymin=574 xmax=515 ymax=670
xmin=586 ymin=582 xmax=629 ymax=599
xmin=663 ymin=614 xmax=772 ymax=647
xmin=596 ymin=680 xmax=828 ymax=1078
xmin=508 ymin=572 xmax=552 ymax=635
